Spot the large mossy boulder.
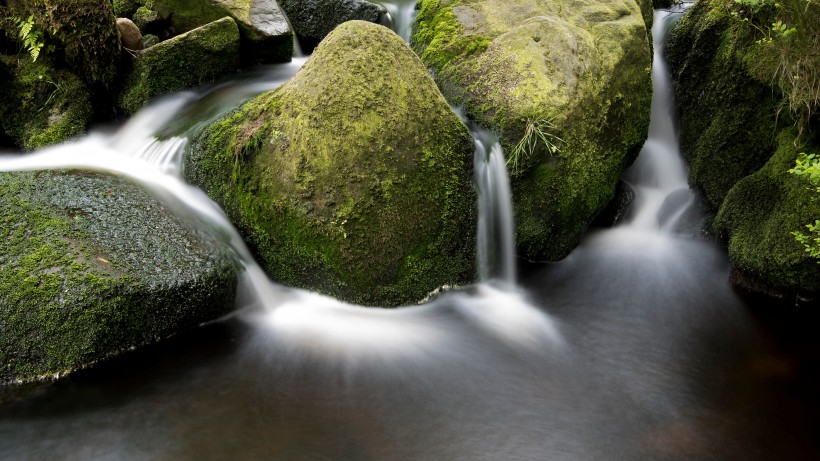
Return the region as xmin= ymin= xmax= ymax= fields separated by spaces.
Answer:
xmin=149 ymin=0 xmax=294 ymax=63
xmin=0 ymin=55 xmax=93 ymax=150
xmin=277 ymin=0 xmax=386 ymax=49
xmin=412 ymin=0 xmax=653 ymax=261
xmin=713 ymin=130 xmax=820 ymax=296
xmin=7 ymin=0 xmax=121 ymax=93
xmin=118 ymin=17 xmax=241 ymax=115
xmin=667 ymin=0 xmax=820 ymax=298
xmin=666 ymin=0 xmax=779 ymax=208
xmin=0 ymin=170 xmax=239 ymax=384
xmin=186 ymin=21 xmax=476 ymax=307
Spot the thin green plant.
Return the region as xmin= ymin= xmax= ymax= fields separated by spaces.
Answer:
xmin=507 ymin=118 xmax=563 ymax=176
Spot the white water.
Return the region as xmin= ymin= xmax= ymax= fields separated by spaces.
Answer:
xmin=0 ymin=35 xmax=557 ymax=361
xmin=376 ymin=0 xmax=418 ymax=42
xmin=622 ymin=10 xmax=694 ymax=232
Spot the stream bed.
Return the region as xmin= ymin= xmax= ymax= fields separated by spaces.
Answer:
xmin=0 ymin=5 xmax=819 ymax=461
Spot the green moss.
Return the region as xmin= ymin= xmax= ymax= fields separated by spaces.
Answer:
xmin=7 ymin=0 xmax=121 ymax=91
xmin=150 ymin=0 xmax=294 ymax=64
xmin=667 ymin=0 xmax=780 ymax=207
xmin=118 ymin=17 xmax=240 ymax=115
xmin=0 ymin=55 xmax=93 ymax=150
xmin=714 ymin=130 xmax=820 ymax=292
xmin=412 ymin=0 xmax=653 ymax=260
xmin=0 ymin=171 xmax=238 ymax=384
xmin=132 ymin=5 xmax=160 ymax=31
xmin=112 ymin=0 xmax=143 ymax=18
xmin=187 ymin=21 xmax=476 ymax=306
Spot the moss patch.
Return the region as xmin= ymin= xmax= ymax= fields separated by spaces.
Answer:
xmin=186 ymin=21 xmax=476 ymax=306
xmin=150 ymin=0 xmax=294 ymax=64
xmin=118 ymin=17 xmax=240 ymax=115
xmin=666 ymin=0 xmax=780 ymax=207
xmin=714 ymin=130 xmax=820 ymax=293
xmin=0 ymin=55 xmax=93 ymax=150
xmin=0 ymin=170 xmax=239 ymax=384
xmin=412 ymin=0 xmax=653 ymax=260
xmin=7 ymin=0 xmax=121 ymax=92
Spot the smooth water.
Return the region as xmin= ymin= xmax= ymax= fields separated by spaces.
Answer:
xmin=1 ymin=6 xmax=819 ymax=461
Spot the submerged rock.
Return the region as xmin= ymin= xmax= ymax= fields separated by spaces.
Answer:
xmin=0 ymin=56 xmax=93 ymax=150
xmin=412 ymin=0 xmax=653 ymax=261
xmin=186 ymin=21 xmax=476 ymax=306
xmin=118 ymin=17 xmax=240 ymax=115
xmin=277 ymin=0 xmax=386 ymax=49
xmin=0 ymin=170 xmax=239 ymax=385
xmin=150 ymin=0 xmax=294 ymax=63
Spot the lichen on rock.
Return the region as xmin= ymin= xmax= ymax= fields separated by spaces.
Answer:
xmin=0 ymin=170 xmax=239 ymax=385
xmin=412 ymin=0 xmax=653 ymax=261
xmin=186 ymin=21 xmax=476 ymax=306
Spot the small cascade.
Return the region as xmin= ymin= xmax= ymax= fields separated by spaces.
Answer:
xmin=377 ymin=0 xmax=418 ymax=43
xmin=622 ymin=7 xmax=693 ymax=232
xmin=473 ymin=127 xmax=517 ymax=284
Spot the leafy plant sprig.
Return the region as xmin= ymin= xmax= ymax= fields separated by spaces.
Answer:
xmin=789 ymin=152 xmax=820 ymax=262
xmin=12 ymin=15 xmax=47 ymax=62
xmin=507 ymin=118 xmax=563 ymax=176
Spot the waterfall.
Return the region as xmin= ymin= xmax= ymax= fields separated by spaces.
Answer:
xmin=621 ymin=7 xmax=694 ymax=232
xmin=473 ymin=126 xmax=517 ymax=284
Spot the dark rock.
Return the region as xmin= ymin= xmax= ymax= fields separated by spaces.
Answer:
xmin=593 ymin=181 xmax=635 ymax=227
xmin=277 ymin=0 xmax=386 ymax=50
xmin=0 ymin=170 xmax=239 ymax=385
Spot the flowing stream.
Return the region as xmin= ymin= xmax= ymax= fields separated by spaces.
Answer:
xmin=1 ymin=6 xmax=819 ymax=461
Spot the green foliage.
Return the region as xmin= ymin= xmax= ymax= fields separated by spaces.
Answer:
xmin=507 ymin=118 xmax=563 ymax=176
xmin=731 ymin=0 xmax=820 ymax=133
xmin=12 ymin=15 xmax=48 ymax=61
xmin=789 ymin=152 xmax=820 ymax=261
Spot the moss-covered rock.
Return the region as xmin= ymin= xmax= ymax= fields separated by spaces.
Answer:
xmin=412 ymin=0 xmax=653 ymax=261
xmin=7 ymin=0 xmax=121 ymax=93
xmin=0 ymin=170 xmax=239 ymax=385
xmin=713 ymin=130 xmax=820 ymax=295
xmin=667 ymin=0 xmax=820 ymax=297
xmin=277 ymin=0 xmax=386 ymax=50
xmin=112 ymin=0 xmax=143 ymax=18
xmin=186 ymin=21 xmax=476 ymax=306
xmin=0 ymin=55 xmax=93 ymax=150
xmin=149 ymin=0 xmax=294 ymax=64
xmin=666 ymin=0 xmax=779 ymax=207
xmin=118 ymin=17 xmax=240 ymax=115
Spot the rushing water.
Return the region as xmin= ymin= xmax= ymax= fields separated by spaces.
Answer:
xmin=1 ymin=5 xmax=820 ymax=461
